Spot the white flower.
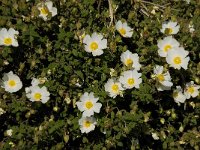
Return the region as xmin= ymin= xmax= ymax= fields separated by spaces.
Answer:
xmin=0 ymin=108 xmax=6 ymax=115
xmin=3 ymin=60 xmax=9 ymax=65
xmin=37 ymin=0 xmax=57 ymax=21
xmin=166 ymin=47 xmax=190 ymax=70
xmin=6 ymin=129 xmax=13 ymax=136
xmin=75 ymin=82 xmax=82 ymax=87
xmin=156 ymin=83 xmax=172 ymax=91
xmin=157 ymin=36 xmax=180 ymax=57
xmin=1 ymin=71 xmax=23 ymax=93
xmin=39 ymin=77 xmax=47 ymax=84
xmin=78 ymin=116 xmax=97 ymax=133
xmin=173 ymin=86 xmax=186 ymax=104
xmin=189 ymin=24 xmax=195 ymax=33
xmin=120 ymin=50 xmax=141 ymax=70
xmin=76 ymin=92 xmax=102 ymax=117
xmin=83 ymin=32 xmax=107 ymax=56
xmin=104 ymin=78 xmax=124 ymax=98
xmin=160 ymin=21 xmax=180 ymax=35
xmin=26 ymin=85 xmax=50 ymax=103
xmin=152 ymin=132 xmax=159 ymax=140
xmin=119 ymin=70 xmax=142 ymax=89
xmin=31 ymin=78 xmax=40 ymax=86
xmin=116 ymin=20 xmax=133 ymax=38
xmin=0 ymin=28 xmax=19 ymax=47
xmin=110 ymin=68 xmax=116 ymax=77
xmin=153 ymin=65 xmax=173 ymax=91
xmin=184 ymin=81 xmax=200 ymax=99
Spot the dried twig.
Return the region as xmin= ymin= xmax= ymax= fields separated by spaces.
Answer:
xmin=141 ymin=0 xmax=181 ymax=11
xmin=108 ymin=0 xmax=114 ymax=27
xmin=98 ymin=0 xmax=102 ymax=13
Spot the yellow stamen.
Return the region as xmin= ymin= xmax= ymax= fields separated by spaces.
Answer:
xmin=84 ymin=121 xmax=91 ymax=128
xmin=165 ymin=28 xmax=173 ymax=34
xmin=188 ymin=87 xmax=194 ymax=94
xmin=85 ymin=101 xmax=93 ymax=109
xmin=126 ymin=59 xmax=133 ymax=66
xmin=164 ymin=44 xmax=172 ymax=52
xmin=4 ymin=38 xmax=12 ymax=45
xmin=157 ymin=74 xmax=165 ymax=82
xmin=127 ymin=78 xmax=134 ymax=85
xmin=34 ymin=93 xmax=42 ymax=101
xmin=119 ymin=28 xmax=126 ymax=36
xmin=112 ymin=84 xmax=119 ymax=93
xmin=40 ymin=7 xmax=49 ymax=15
xmin=173 ymin=57 xmax=181 ymax=64
xmin=8 ymin=80 xmax=16 ymax=87
xmin=90 ymin=42 xmax=98 ymax=51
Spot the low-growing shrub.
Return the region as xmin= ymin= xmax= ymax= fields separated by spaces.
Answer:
xmin=0 ymin=0 xmax=200 ymax=149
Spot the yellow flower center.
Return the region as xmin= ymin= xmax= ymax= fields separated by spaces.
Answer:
xmin=165 ymin=28 xmax=173 ymax=34
xmin=85 ymin=101 xmax=93 ymax=109
xmin=173 ymin=57 xmax=181 ymax=64
xmin=34 ymin=93 xmax=42 ymax=101
xmin=127 ymin=78 xmax=134 ymax=85
xmin=188 ymin=87 xmax=194 ymax=94
xmin=119 ymin=28 xmax=126 ymax=36
xmin=90 ymin=42 xmax=98 ymax=51
xmin=126 ymin=58 xmax=133 ymax=66
xmin=157 ymin=74 xmax=165 ymax=82
xmin=164 ymin=44 xmax=172 ymax=52
xmin=168 ymin=28 xmax=173 ymax=34
xmin=112 ymin=84 xmax=119 ymax=93
xmin=40 ymin=7 xmax=49 ymax=15
xmin=84 ymin=121 xmax=91 ymax=128
xmin=4 ymin=38 xmax=12 ymax=45
xmin=173 ymin=91 xmax=178 ymax=98
xmin=8 ymin=80 xmax=16 ymax=87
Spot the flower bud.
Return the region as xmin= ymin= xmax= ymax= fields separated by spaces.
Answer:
xmin=160 ymin=118 xmax=165 ymax=124
xmin=171 ymin=112 xmax=176 ymax=119
xmin=25 ymin=112 xmax=31 ymax=118
xmin=63 ymin=134 xmax=69 ymax=143
xmin=179 ymin=125 xmax=184 ymax=132
xmin=53 ymin=106 xmax=59 ymax=112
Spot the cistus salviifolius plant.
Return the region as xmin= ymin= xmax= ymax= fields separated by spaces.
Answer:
xmin=0 ymin=0 xmax=200 ymax=149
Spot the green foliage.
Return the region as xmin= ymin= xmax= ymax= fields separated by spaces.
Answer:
xmin=0 ymin=0 xmax=200 ymax=149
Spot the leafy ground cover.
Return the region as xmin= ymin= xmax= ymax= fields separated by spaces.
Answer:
xmin=0 ymin=0 xmax=200 ymax=149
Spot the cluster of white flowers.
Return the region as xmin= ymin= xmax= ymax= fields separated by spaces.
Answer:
xmin=173 ymin=82 xmax=200 ymax=104
xmin=82 ymin=20 xmax=133 ymax=56
xmin=155 ymin=21 xmax=199 ymax=103
xmin=0 ymin=1 xmax=57 ymax=47
xmin=76 ymin=92 xmax=102 ymax=133
xmin=82 ymin=20 xmax=141 ymax=103
xmin=0 ymin=0 xmax=198 ymax=138
xmin=158 ymin=21 xmax=190 ymax=70
xmin=0 ymin=72 xmax=50 ymax=103
xmin=105 ymin=50 xmax=142 ymax=98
